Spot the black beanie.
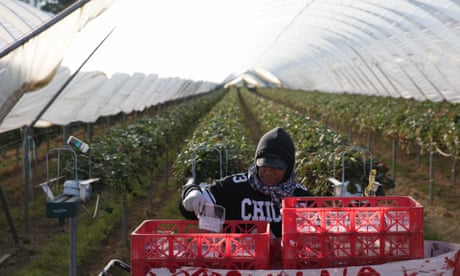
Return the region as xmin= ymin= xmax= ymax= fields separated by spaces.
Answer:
xmin=254 ymin=127 xmax=295 ymax=182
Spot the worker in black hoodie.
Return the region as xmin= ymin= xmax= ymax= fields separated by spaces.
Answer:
xmin=179 ymin=127 xmax=313 ymax=238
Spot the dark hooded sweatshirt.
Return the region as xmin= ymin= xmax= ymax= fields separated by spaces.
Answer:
xmin=179 ymin=127 xmax=313 ymax=237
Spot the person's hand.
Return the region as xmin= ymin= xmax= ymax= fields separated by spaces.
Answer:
xmin=182 ymin=190 xmax=205 ymax=216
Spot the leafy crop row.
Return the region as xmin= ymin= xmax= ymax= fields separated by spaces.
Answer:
xmin=258 ymin=89 xmax=460 ymax=160
xmin=242 ymin=89 xmax=394 ymax=195
xmin=89 ymin=91 xmax=223 ymax=190
xmin=239 ymin=90 xmax=349 ymax=194
xmin=169 ymin=88 xmax=394 ymax=196
xmin=172 ymin=89 xmax=254 ymax=185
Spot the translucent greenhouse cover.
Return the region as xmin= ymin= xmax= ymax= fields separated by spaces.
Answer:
xmin=1 ymin=0 xmax=460 ymax=134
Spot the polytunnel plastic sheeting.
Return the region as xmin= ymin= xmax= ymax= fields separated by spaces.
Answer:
xmin=266 ymin=3 xmax=412 ymax=96
xmin=0 ymin=67 xmax=213 ymax=133
xmin=0 ymin=67 xmax=72 ymax=130
xmin=0 ymin=0 xmax=52 ymax=50
xmin=136 ymin=77 xmax=169 ymax=110
xmin=0 ymin=0 xmax=116 ymax=127
xmin=261 ymin=0 xmax=460 ymax=102
xmin=119 ymin=74 xmax=159 ymax=113
xmin=0 ymin=0 xmax=217 ymax=134
xmin=43 ymin=72 xmax=108 ymax=125
xmin=101 ymin=72 xmax=147 ymax=115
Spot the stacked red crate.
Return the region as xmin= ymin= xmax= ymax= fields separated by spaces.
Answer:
xmin=130 ymin=219 xmax=270 ymax=274
xmin=282 ymin=196 xmax=424 ymax=269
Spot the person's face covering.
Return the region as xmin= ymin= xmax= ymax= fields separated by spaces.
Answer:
xmin=257 ymin=166 xmax=286 ymax=186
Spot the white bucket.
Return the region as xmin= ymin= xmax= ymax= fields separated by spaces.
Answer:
xmin=198 ymin=203 xmax=225 ymax=232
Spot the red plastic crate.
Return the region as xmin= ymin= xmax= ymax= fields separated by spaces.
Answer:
xmin=130 ymin=219 xmax=270 ymax=274
xmin=282 ymin=196 xmax=424 ymax=269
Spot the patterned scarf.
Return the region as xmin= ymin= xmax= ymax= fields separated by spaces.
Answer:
xmin=248 ymin=165 xmax=298 ymax=204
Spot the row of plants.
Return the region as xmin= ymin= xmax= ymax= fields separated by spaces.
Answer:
xmin=172 ymin=88 xmax=255 ymax=185
xmin=90 ymin=91 xmax=225 ymax=192
xmin=239 ymin=89 xmax=395 ymax=195
xmin=258 ymin=89 xmax=460 ymax=159
xmin=170 ymin=88 xmax=394 ymax=197
xmin=19 ymin=90 xmax=225 ymax=275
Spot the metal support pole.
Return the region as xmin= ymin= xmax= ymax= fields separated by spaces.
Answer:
xmin=70 ymin=217 xmax=77 ymax=276
xmin=0 ymin=182 xmax=20 ymax=245
xmin=392 ymin=138 xmax=397 ymax=184
xmin=429 ymin=149 xmax=434 ymax=205
xmin=23 ymin=126 xmax=30 ymax=238
xmin=452 ymin=155 xmax=457 ymax=186
xmin=87 ymin=123 xmax=93 ymax=178
xmin=367 ymin=131 xmax=371 ymax=150
xmin=164 ymin=148 xmax=168 ymax=187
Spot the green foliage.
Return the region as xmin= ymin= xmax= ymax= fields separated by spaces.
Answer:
xmin=258 ymin=89 xmax=460 ymax=159
xmin=172 ymin=89 xmax=253 ymax=185
xmin=90 ymin=90 xmax=226 ymax=195
xmin=92 ymin=129 xmax=137 ymax=194
xmin=158 ymin=189 xmax=184 ymax=219
xmin=240 ymin=89 xmax=349 ymax=195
